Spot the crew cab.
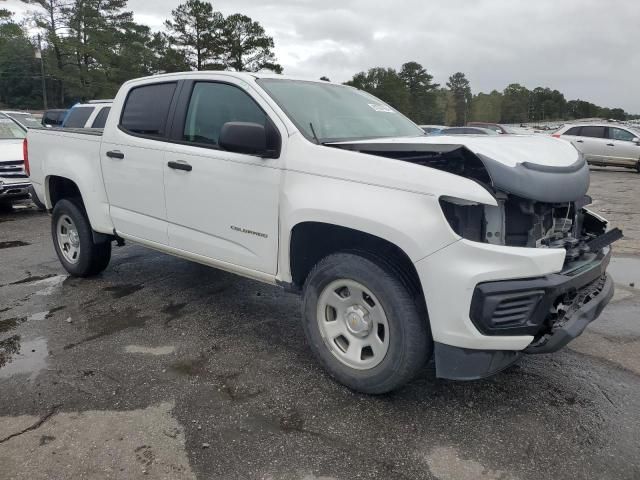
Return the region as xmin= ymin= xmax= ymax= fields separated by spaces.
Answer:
xmin=26 ymin=72 xmax=621 ymax=393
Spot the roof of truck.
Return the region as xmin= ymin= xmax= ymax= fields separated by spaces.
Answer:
xmin=129 ymin=71 xmax=341 ymax=86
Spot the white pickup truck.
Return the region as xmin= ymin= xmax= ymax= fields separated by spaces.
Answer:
xmin=26 ymin=72 xmax=621 ymax=393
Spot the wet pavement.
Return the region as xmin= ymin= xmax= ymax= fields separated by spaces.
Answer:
xmin=1 ymin=169 xmax=639 ymax=480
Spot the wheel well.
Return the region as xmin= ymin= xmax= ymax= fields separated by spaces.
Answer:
xmin=48 ymin=176 xmax=82 ymax=207
xmin=290 ymin=222 xmax=423 ymax=295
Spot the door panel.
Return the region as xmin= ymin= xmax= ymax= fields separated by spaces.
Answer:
xmin=163 ymin=80 xmax=282 ymax=274
xmin=164 ymin=147 xmax=280 ymax=273
xmin=100 ymin=140 xmax=168 ymax=243
xmin=573 ymin=126 xmax=607 ymax=164
xmin=100 ymin=81 xmax=178 ymax=244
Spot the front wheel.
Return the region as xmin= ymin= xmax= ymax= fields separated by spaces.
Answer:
xmin=51 ymin=199 xmax=111 ymax=277
xmin=302 ymin=252 xmax=432 ymax=394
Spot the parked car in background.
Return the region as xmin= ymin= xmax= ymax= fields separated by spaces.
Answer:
xmin=440 ymin=126 xmax=499 ymax=135
xmin=419 ymin=125 xmax=446 ymax=135
xmin=467 ymin=122 xmax=513 ymax=134
xmin=27 ymin=71 xmax=619 ymax=393
xmin=42 ymin=109 xmax=68 ymax=127
xmin=553 ymin=123 xmax=640 ymax=172
xmin=1 ymin=111 xmax=43 ymax=130
xmin=0 ymin=113 xmax=31 ymax=210
xmin=62 ymin=100 xmax=112 ymax=129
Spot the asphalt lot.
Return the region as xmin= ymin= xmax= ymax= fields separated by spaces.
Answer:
xmin=1 ymin=168 xmax=639 ymax=480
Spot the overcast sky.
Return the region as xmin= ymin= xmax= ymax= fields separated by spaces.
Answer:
xmin=6 ymin=0 xmax=639 ymax=112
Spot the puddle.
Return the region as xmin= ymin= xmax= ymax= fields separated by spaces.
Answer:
xmin=0 ymin=337 xmax=48 ymax=379
xmin=27 ymin=311 xmax=49 ymax=322
xmin=32 ymin=275 xmax=68 ymax=296
xmin=63 ymin=307 xmax=150 ymax=350
xmin=608 ymin=257 xmax=640 ymax=290
xmin=0 ymin=241 xmax=30 ymax=249
xmin=125 ymin=345 xmax=176 ymax=356
xmin=103 ymin=284 xmax=144 ymax=299
xmin=10 ymin=274 xmax=57 ymax=286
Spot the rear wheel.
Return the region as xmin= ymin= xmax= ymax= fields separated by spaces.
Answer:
xmin=51 ymin=199 xmax=111 ymax=277
xmin=302 ymin=252 xmax=431 ymax=394
xmin=636 ymin=160 xmax=640 ymax=173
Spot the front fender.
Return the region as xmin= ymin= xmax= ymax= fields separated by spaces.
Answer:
xmin=278 ymin=171 xmax=460 ymax=282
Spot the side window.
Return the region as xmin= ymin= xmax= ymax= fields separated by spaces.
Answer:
xmin=91 ymin=107 xmax=111 ymax=128
xmin=564 ymin=126 xmax=581 ymax=136
xmin=182 ymin=82 xmax=267 ymax=146
xmin=580 ymin=126 xmax=606 ymax=138
xmin=610 ymin=128 xmax=636 ymax=142
xmin=120 ymin=82 xmax=177 ymax=137
xmin=64 ymin=107 xmax=94 ymax=128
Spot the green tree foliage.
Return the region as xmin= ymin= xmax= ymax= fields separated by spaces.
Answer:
xmin=500 ymin=83 xmax=530 ymax=123
xmin=471 ymin=90 xmax=502 ymax=123
xmin=164 ymin=0 xmax=223 ymax=71
xmin=220 ymin=14 xmax=282 ymax=73
xmin=0 ymin=9 xmax=42 ymax=108
xmin=446 ymin=72 xmax=471 ymax=126
xmin=398 ymin=61 xmax=440 ymax=124
xmin=345 ymin=67 xmax=410 ymax=114
xmin=3 ymin=0 xmax=284 ymax=108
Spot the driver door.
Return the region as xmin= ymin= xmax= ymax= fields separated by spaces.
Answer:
xmin=163 ymin=79 xmax=283 ymax=275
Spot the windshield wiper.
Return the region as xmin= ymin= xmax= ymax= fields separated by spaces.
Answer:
xmin=309 ymin=122 xmax=322 ymax=145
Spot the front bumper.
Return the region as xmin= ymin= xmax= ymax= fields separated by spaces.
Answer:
xmin=427 ymin=247 xmax=614 ymax=380
xmin=0 ymin=181 xmax=31 ymax=202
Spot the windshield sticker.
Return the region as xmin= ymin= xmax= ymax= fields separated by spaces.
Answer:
xmin=368 ymin=103 xmax=394 ymax=113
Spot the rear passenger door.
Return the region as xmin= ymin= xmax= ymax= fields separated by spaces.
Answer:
xmin=162 ymin=78 xmax=283 ymax=275
xmin=574 ymin=126 xmax=608 ymax=165
xmin=101 ymin=81 xmax=179 ymax=245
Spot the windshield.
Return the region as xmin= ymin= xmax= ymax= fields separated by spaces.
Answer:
xmin=6 ymin=113 xmax=42 ymax=129
xmin=0 ymin=117 xmax=26 ymax=139
xmin=257 ymin=79 xmax=424 ymax=143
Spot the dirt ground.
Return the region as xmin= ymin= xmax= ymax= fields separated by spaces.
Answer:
xmin=1 ymin=167 xmax=639 ymax=480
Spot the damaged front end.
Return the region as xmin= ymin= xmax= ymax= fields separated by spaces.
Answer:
xmin=331 ymin=141 xmax=622 ymax=360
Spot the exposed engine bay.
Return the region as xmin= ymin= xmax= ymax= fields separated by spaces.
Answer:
xmin=329 ymin=142 xmax=622 ymax=266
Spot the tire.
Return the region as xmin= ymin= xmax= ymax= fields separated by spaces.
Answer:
xmin=51 ymin=198 xmax=111 ymax=277
xmin=301 ymin=252 xmax=432 ymax=394
xmin=636 ymin=160 xmax=640 ymax=173
xmin=0 ymin=202 xmax=13 ymax=213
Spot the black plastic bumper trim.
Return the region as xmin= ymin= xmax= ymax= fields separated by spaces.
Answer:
xmin=434 ymin=342 xmax=522 ymax=380
xmin=470 ymin=247 xmax=612 ymax=336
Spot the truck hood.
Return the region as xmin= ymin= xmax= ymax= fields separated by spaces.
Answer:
xmin=336 ymin=134 xmax=581 ymax=168
xmin=329 ymin=134 xmax=589 ymax=203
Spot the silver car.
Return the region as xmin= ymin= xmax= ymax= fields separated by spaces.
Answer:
xmin=554 ymin=123 xmax=640 ymax=172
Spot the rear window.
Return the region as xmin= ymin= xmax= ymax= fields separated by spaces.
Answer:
xmin=120 ymin=83 xmax=177 ymax=137
xmin=91 ymin=107 xmax=111 ymax=128
xmin=64 ymin=106 xmax=94 ymax=128
xmin=580 ymin=126 xmax=606 ymax=138
xmin=564 ymin=126 xmax=581 ymax=136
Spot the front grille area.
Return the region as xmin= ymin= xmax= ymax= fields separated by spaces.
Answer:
xmin=470 ymin=289 xmax=545 ymax=335
xmin=491 ymin=293 xmax=544 ymax=328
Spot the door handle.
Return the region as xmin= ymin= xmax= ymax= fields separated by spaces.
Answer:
xmin=106 ymin=150 xmax=124 ymax=159
xmin=575 ymin=140 xmax=584 ymax=143
xmin=167 ymin=160 xmax=192 ymax=172
xmin=606 ymin=143 xmax=615 ymax=147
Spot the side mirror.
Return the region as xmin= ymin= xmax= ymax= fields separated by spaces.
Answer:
xmin=219 ymin=122 xmax=277 ymax=157
xmin=632 ymin=137 xmax=640 ymax=145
